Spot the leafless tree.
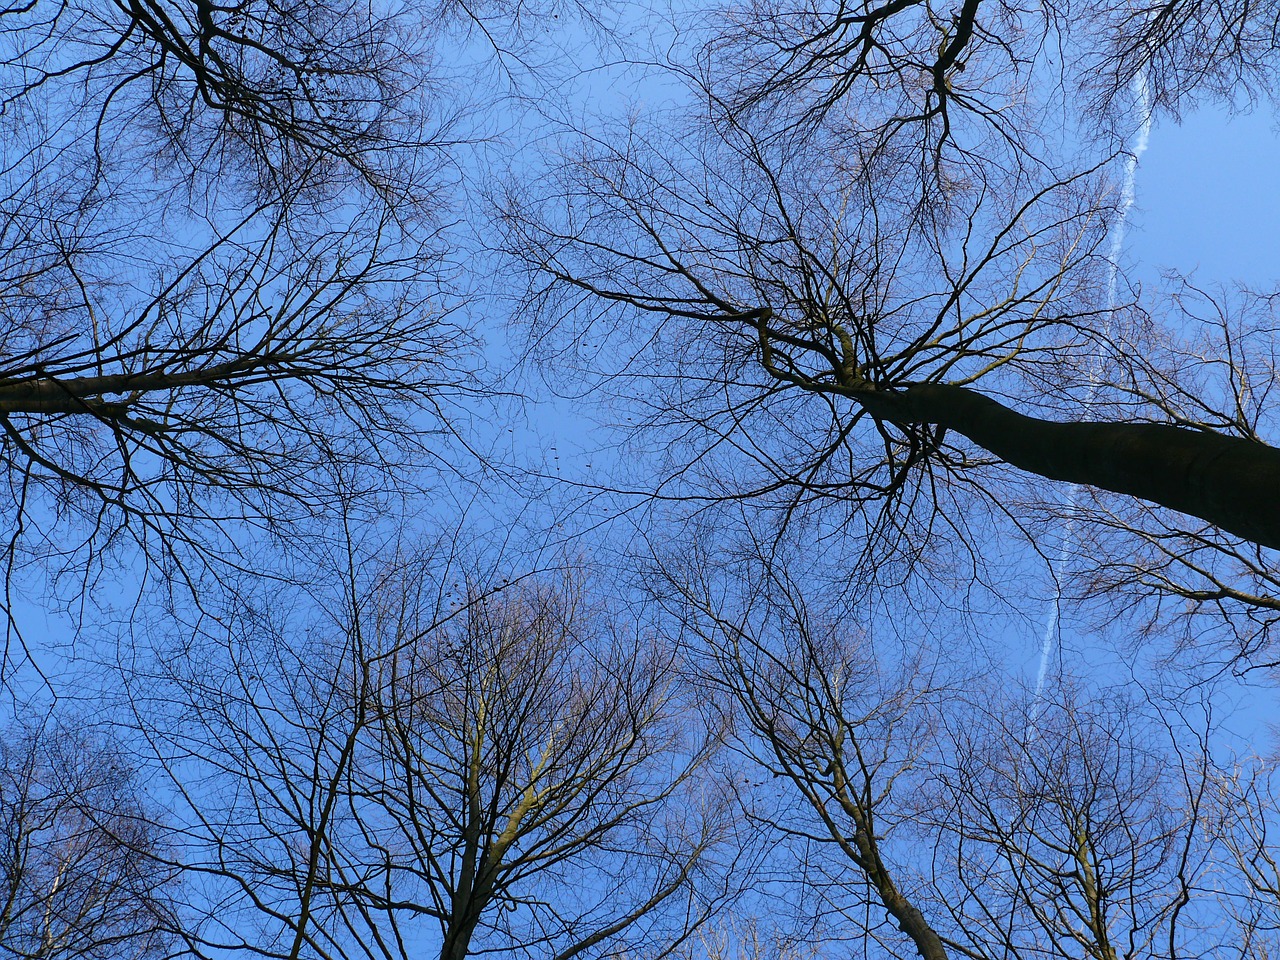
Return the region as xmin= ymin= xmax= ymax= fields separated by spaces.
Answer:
xmin=118 ymin=540 xmax=734 ymax=960
xmin=496 ymin=0 xmax=1280 ymax=711
xmin=1212 ymin=752 xmax=1280 ymax=955
xmin=694 ymin=0 xmax=1280 ymax=158
xmin=504 ymin=102 xmax=1122 ymax=599
xmin=682 ymin=917 xmax=825 ymax=960
xmin=0 ymin=717 xmax=178 ymax=960
xmin=0 ymin=1 xmax=497 ymax=679
xmin=506 ymin=90 xmax=1280 ymax=556
xmin=359 ymin=566 xmax=733 ymax=960
xmin=655 ymin=536 xmax=953 ymax=960
xmin=2 ymin=1 xmax=446 ymax=203
xmin=921 ymin=682 xmax=1227 ymax=960
xmin=1022 ymin=280 xmax=1280 ymax=672
xmin=651 ymin=528 xmax=1280 ymax=960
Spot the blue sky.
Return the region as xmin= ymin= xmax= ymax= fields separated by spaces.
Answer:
xmin=1131 ymin=106 xmax=1280 ymax=289
xmin=1030 ymin=102 xmax=1280 ymax=725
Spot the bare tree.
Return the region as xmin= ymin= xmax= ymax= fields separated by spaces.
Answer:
xmin=506 ymin=94 xmax=1280 ymax=560
xmin=504 ymin=104 xmax=1124 ymax=606
xmin=499 ymin=0 xmax=1280 ymax=622
xmin=923 ymin=682 xmax=1224 ymax=960
xmin=0 ymin=718 xmax=177 ymax=960
xmin=0 ymin=1 xmax=494 ymax=678
xmin=732 ymin=0 xmax=1280 ymax=540
xmin=695 ymin=0 xmax=1280 ymax=162
xmin=683 ymin=917 xmax=826 ymax=960
xmin=1022 ymin=280 xmax=1280 ymax=671
xmin=1 ymin=1 xmax=443 ymax=202
xmin=120 ymin=541 xmax=733 ymax=960
xmin=1212 ymin=752 xmax=1280 ymax=955
xmin=357 ymin=566 xmax=731 ymax=960
xmin=655 ymin=538 xmax=952 ymax=960
xmin=650 ymin=528 xmax=1280 ymax=960
xmin=663 ymin=0 xmax=1280 ymax=666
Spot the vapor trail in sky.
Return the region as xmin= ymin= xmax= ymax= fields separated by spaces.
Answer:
xmin=1030 ymin=71 xmax=1152 ymax=715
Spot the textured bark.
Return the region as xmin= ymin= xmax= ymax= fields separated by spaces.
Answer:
xmin=855 ymin=382 xmax=1280 ymax=550
xmin=883 ymin=892 xmax=949 ymax=960
xmin=846 ymin=812 xmax=949 ymax=960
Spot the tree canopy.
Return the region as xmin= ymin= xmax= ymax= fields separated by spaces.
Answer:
xmin=3 ymin=0 xmax=1280 ymax=958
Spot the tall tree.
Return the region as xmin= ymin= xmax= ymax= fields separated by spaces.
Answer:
xmin=658 ymin=538 xmax=952 ymax=959
xmin=361 ymin=569 xmax=728 ymax=960
xmin=652 ymin=531 xmax=1266 ymax=960
xmin=0 ymin=1 xmax=486 ymax=676
xmin=503 ymin=0 xmax=1280 ymax=580
xmin=0 ymin=719 xmax=177 ymax=960
xmin=119 ymin=541 xmax=734 ymax=960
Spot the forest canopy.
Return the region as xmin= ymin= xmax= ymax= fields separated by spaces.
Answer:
xmin=2 ymin=1 xmax=1280 ymax=959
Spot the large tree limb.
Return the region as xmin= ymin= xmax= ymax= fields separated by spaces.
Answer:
xmin=0 ymin=357 xmax=272 ymax=415
xmin=853 ymin=382 xmax=1280 ymax=550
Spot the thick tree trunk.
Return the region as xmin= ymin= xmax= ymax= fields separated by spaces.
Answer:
xmin=0 ymin=358 xmax=264 ymax=415
xmin=856 ymin=383 xmax=1280 ymax=550
xmin=440 ymin=909 xmax=482 ymax=960
xmin=883 ymin=891 xmax=949 ymax=960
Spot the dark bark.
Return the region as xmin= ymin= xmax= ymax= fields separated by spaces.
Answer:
xmin=855 ymin=382 xmax=1280 ymax=550
xmin=0 ymin=360 xmax=265 ymax=415
xmin=841 ymin=788 xmax=949 ymax=960
xmin=883 ymin=891 xmax=950 ymax=960
xmin=440 ymin=911 xmax=482 ymax=960
xmin=854 ymin=831 xmax=948 ymax=960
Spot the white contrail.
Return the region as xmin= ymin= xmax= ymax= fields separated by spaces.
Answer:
xmin=1030 ymin=70 xmax=1152 ymax=714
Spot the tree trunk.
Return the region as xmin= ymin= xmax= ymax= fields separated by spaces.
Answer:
xmin=856 ymin=383 xmax=1280 ymax=550
xmin=440 ymin=912 xmax=482 ymax=960
xmin=883 ymin=891 xmax=950 ymax=960
xmin=0 ymin=360 xmax=263 ymax=415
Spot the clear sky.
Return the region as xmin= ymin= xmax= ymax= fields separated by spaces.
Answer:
xmin=1130 ymin=105 xmax=1280 ymax=290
